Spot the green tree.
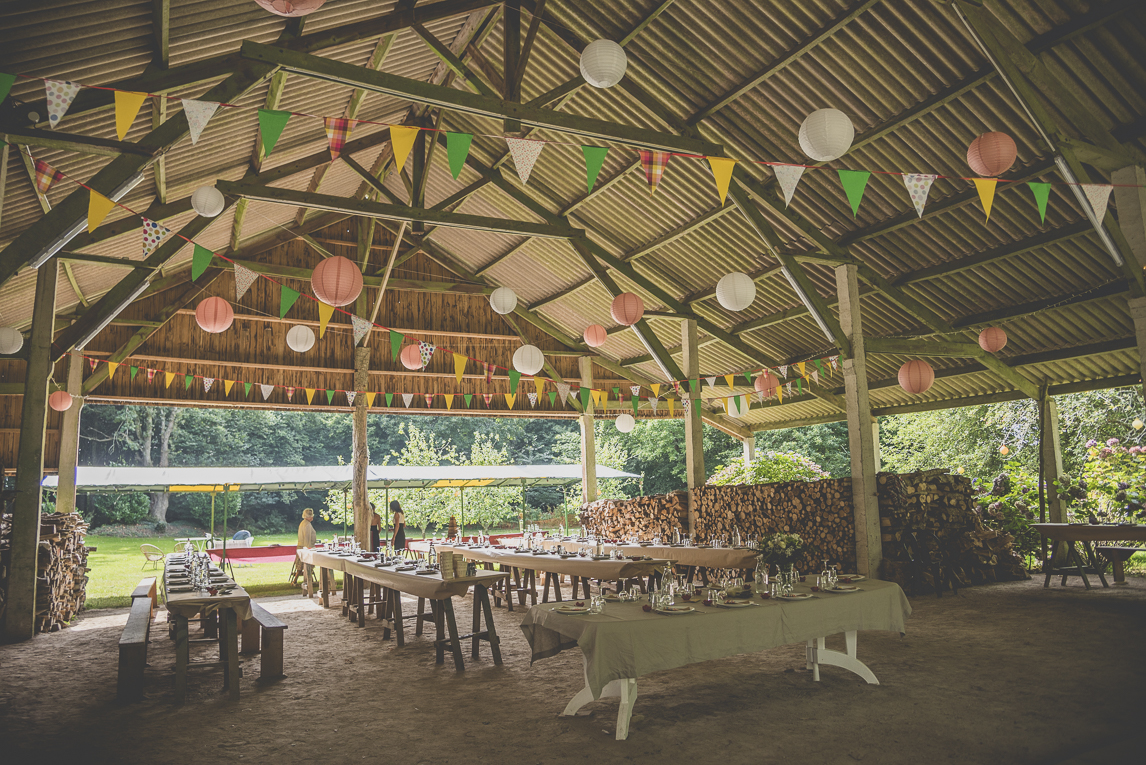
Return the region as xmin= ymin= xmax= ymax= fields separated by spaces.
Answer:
xmin=459 ymin=433 xmax=521 ymax=532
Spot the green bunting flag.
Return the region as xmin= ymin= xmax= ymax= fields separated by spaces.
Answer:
xmin=743 ymin=371 xmax=753 ymax=385
xmin=244 ymin=382 xmax=252 ymax=397
xmin=548 ymin=391 xmax=556 ymax=407
xmin=582 ymin=146 xmax=608 ymax=194
xmin=612 ymin=387 xmax=620 ymax=402
xmin=0 ymin=73 xmax=15 ymax=105
xmin=130 ymin=366 xmax=139 ymax=380
xmin=579 ymin=387 xmax=590 ymax=409
xmin=279 ymin=286 xmax=300 ymax=318
xmin=390 ymin=330 xmax=403 ymax=361
xmin=688 ymin=379 xmax=698 ymax=393
xmin=258 ymin=109 xmax=291 ymax=158
xmin=509 ymin=370 xmax=520 ymax=394
xmin=631 ymin=395 xmax=638 ymax=415
xmin=837 ymin=170 xmax=871 ymax=218
xmin=796 ymin=379 xmax=803 ymax=394
xmin=465 ymin=393 xmax=473 ymax=408
xmin=1028 ymin=182 xmax=1051 ymax=224
xmin=326 ymin=389 xmax=335 ymax=405
xmin=184 ymin=373 xmax=193 ymax=390
xmin=191 ymin=244 xmax=213 ymax=281
xmin=447 ymin=132 xmax=473 ymax=180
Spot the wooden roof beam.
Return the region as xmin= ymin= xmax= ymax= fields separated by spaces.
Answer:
xmin=151 ymin=0 xmax=170 ymax=68
xmin=414 ymin=23 xmax=500 ymax=97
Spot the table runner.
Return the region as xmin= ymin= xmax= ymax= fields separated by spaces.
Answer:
xmin=540 ymin=538 xmax=757 ymax=570
xmin=434 ymin=544 xmax=670 ymax=580
xmin=521 ymin=578 xmax=910 ymax=699
xmin=164 ymin=557 xmax=253 ymax=621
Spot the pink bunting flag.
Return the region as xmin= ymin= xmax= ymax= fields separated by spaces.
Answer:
xmin=202 ymin=377 xmax=214 ymax=392
xmin=141 ymin=218 xmax=171 ymax=257
xmin=324 ymin=117 xmax=356 ymax=160
xmin=351 ymin=315 xmax=372 ymax=345
xmin=504 ymin=137 xmax=544 ymax=184
xmin=418 ymin=340 xmax=435 ymax=369
xmin=482 ymin=393 xmax=493 ymax=408
xmin=33 ymin=159 xmax=64 ymax=194
xmin=345 ymin=391 xmax=356 ymax=407
xmin=260 ymin=384 xmax=274 ymax=400
xmin=903 ymin=173 xmax=938 ymax=218
xmin=182 ymin=99 xmax=220 ymax=145
xmin=773 ymin=164 xmax=805 ymax=208
xmin=638 ymin=150 xmax=671 ymax=193
xmin=286 ymin=387 xmax=295 ymax=401
xmin=1082 ymin=183 xmax=1113 ymax=223
xmin=424 ymin=394 xmax=434 ymax=407
xmin=146 ymin=368 xmax=157 ymax=383
xmin=44 ymin=79 xmax=82 ymax=128
xmin=402 ymin=393 xmax=414 ymax=408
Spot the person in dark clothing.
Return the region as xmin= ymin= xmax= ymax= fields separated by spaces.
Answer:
xmin=369 ymin=503 xmax=381 ymax=552
xmin=390 ymin=500 xmax=407 ymax=550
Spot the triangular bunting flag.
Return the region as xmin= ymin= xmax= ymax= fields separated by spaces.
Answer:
xmin=182 ymin=99 xmax=220 ymax=145
xmin=724 ymin=374 xmax=734 ymax=389
xmin=234 ymin=263 xmax=259 ymax=301
xmin=245 ymin=382 xmax=253 ymax=397
xmin=203 ymin=377 xmax=214 ymax=392
xmin=114 ymin=91 xmax=148 ymax=140
xmin=556 ymin=382 xmax=570 ymax=406
xmin=447 ymin=132 xmax=473 ymax=179
xmin=707 ymin=157 xmax=737 ymax=205
xmin=484 ymin=363 xmax=493 ymax=384
xmin=649 ymin=397 xmax=659 ymax=412
xmin=286 ymin=387 xmax=295 ymax=401
xmin=774 ymin=164 xmax=805 ymax=208
xmin=837 ymin=170 xmax=870 ymax=217
xmin=366 ymin=392 xmax=377 ymax=408
xmin=257 ymin=109 xmax=291 ymax=158
xmin=165 ymin=372 xmax=175 ymax=388
xmin=582 ymin=146 xmax=608 ymax=194
xmin=694 ymin=398 xmax=703 ymax=416
xmin=382 ymin=392 xmax=391 ymax=407
xmin=591 ymin=390 xmax=604 ymax=408
xmin=579 ymin=387 xmax=590 ymax=409
xmin=33 ymin=159 xmax=64 ymax=194
xmin=87 ymin=190 xmax=116 ymax=233
xmin=527 ymin=392 xmax=537 ymax=407
xmin=418 ymin=341 xmax=435 ymax=368
xmin=650 ymin=383 xmax=661 ymax=398
xmin=453 ymin=354 xmax=467 ymax=384
xmin=1028 ymin=182 xmax=1051 ymax=224
xmin=705 ymin=376 xmax=717 ymax=388
xmin=351 ymin=315 xmax=372 ymax=345
xmin=483 ymin=393 xmax=493 ymax=408
xmin=317 ymin=301 xmax=335 ymax=338
xmin=107 ymin=362 xmax=119 ymax=380
xmin=505 ymin=393 xmax=517 ymax=408
xmin=668 ymin=398 xmax=675 ymax=417
xmin=141 ymin=217 xmax=171 ymax=257
xmin=535 ymin=377 xmax=546 ymax=398
xmin=424 ymin=394 xmax=434 ymax=408
xmin=402 ymin=393 xmax=413 ymax=408
xmin=279 ymin=286 xmax=300 ymax=318
xmin=465 ymin=393 xmax=473 ymax=408
xmin=445 ymin=394 xmax=454 ymax=410
xmin=390 ymin=330 xmax=403 ymax=361
xmin=630 ymin=385 xmax=641 ymax=397
xmin=811 ymin=370 xmax=819 ymax=385
xmin=224 ymin=379 xmax=234 ymax=395
xmin=638 ymin=150 xmax=670 ymax=193
xmin=797 ymin=361 xmax=806 ymax=377
xmin=0 ymin=73 xmax=15 ymax=105
xmin=260 ymin=384 xmax=273 ymax=400
xmin=147 ymin=368 xmax=157 ymax=382
xmin=508 ymin=370 xmax=521 ymax=395
xmin=777 ymin=385 xmax=783 ymax=403
xmin=391 ymin=125 xmax=419 ymax=171
xmin=44 ymin=79 xmax=81 ymax=128
xmin=504 ymin=137 xmax=544 ymax=184
xmin=779 ymin=365 xmax=788 ymax=378
xmin=326 ymin=389 xmax=335 ymax=405
xmin=1081 ymin=184 xmax=1113 ymax=223
xmin=192 ymin=244 xmax=213 ymax=281
xmin=973 ymin=178 xmax=998 ymax=222
xmin=323 ymin=117 xmax=356 ymax=160
xmin=903 ymin=173 xmax=937 ymax=218
xmin=130 ymin=365 xmax=139 ymax=380
xmin=631 ymin=395 xmax=638 ymax=415
xmin=184 ymin=374 xmax=193 ymax=390
xmin=797 ymin=379 xmax=803 ymax=394
xmin=304 ymin=388 xmax=316 ymax=405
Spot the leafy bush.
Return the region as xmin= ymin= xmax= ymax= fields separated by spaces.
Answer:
xmin=976 ymin=462 xmax=1043 ymax=559
xmin=1057 ymin=438 xmax=1146 ymax=522
xmin=82 ymin=493 xmax=150 ymax=527
xmin=707 ymin=452 xmax=830 ymax=486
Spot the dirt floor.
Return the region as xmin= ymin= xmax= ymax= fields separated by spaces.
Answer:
xmin=1 ymin=575 xmax=1144 ymax=765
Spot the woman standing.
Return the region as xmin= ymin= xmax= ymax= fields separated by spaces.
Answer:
xmin=369 ymin=503 xmax=381 ymax=552
xmin=390 ymin=500 xmax=406 ymax=551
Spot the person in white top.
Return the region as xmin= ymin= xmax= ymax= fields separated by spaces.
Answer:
xmin=297 ymin=508 xmax=318 ymax=594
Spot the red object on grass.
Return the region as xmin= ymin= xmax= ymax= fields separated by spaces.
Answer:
xmin=208 ymin=545 xmax=299 ymax=565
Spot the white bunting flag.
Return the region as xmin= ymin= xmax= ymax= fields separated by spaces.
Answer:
xmin=630 ymin=385 xmax=641 ymax=396
xmin=773 ymin=164 xmax=805 ymax=208
xmin=234 ymin=262 xmax=259 ymax=301
xmin=527 ymin=392 xmax=537 ymax=407
xmin=811 ymin=370 xmax=819 ymax=385
xmin=202 ymin=377 xmax=214 ymax=392
xmin=141 ymin=218 xmax=171 ymax=257
xmin=779 ymin=365 xmax=789 ymax=378
xmin=830 ymin=355 xmax=839 ymax=371
xmin=903 ymin=173 xmax=938 ymax=218
xmin=756 ymin=391 xmax=764 ymax=404
xmin=260 ymin=384 xmax=274 ymax=400
xmin=345 ymin=391 xmax=356 ymax=407
xmin=649 ymin=397 xmax=659 ymax=412
xmin=1082 ymin=183 xmax=1113 ymax=223
xmin=402 ymin=393 xmax=414 ymax=408
xmin=351 ymin=315 xmax=372 ymax=345
xmin=418 ymin=341 xmax=435 ymax=369
xmin=556 ymin=382 xmax=571 ymax=406
xmin=705 ymin=376 xmax=717 ymax=388
xmin=44 ymin=79 xmax=82 ymax=128
xmin=504 ymin=137 xmax=544 ymax=184
xmin=182 ymin=99 xmax=221 ymax=145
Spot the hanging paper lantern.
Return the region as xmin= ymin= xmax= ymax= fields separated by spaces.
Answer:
xmin=253 ymin=0 xmax=325 ymax=17
xmin=716 ymin=272 xmax=756 ymax=312
xmin=727 ymin=394 xmax=751 ymax=417
xmin=311 ymin=256 xmax=362 ymax=307
xmin=1133 ymin=418 xmax=1144 ymax=431
xmin=286 ymin=324 xmax=315 ymax=353
xmin=615 ymin=413 xmax=636 ymax=433
xmin=798 ymin=108 xmax=854 ymax=162
xmin=897 ymin=360 xmax=934 ymax=395
xmin=195 ymin=296 xmax=234 ymax=333
xmin=579 ymin=40 xmax=628 ymax=89
xmin=966 ymin=132 xmax=1017 ymax=177
xmin=399 ymin=344 xmax=423 ymax=371
xmin=0 ymin=326 xmax=23 ymax=355
xmin=610 ymin=293 xmax=644 ymax=326
xmin=583 ymin=324 xmax=607 ymax=348
xmin=48 ymin=391 xmax=73 ymax=412
xmin=754 ymin=371 xmax=779 ymax=396
xmin=999 ymin=444 xmax=1010 ymax=456
xmin=978 ymin=326 xmax=1008 ymax=353
xmin=190 ymin=185 xmax=225 ymax=218
xmin=512 ymin=345 xmax=545 ymax=376
xmin=489 ymin=286 xmax=518 ymax=315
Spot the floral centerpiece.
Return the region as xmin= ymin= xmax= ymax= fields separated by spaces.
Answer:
xmin=755 ymin=532 xmax=804 ymax=568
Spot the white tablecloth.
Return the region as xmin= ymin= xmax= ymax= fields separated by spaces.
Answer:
xmin=540 ymin=538 xmax=757 ymax=570
xmin=434 ymin=544 xmax=669 ymax=580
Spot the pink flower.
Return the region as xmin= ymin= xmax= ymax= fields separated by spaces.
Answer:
xmin=1100 ymin=447 xmax=1113 ymax=457
xmin=1086 ymin=439 xmax=1098 ymax=448
xmin=1107 ymin=438 xmax=1121 ymax=446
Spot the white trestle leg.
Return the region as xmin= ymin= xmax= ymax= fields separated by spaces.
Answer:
xmin=808 ymin=630 xmax=879 ymax=685
xmin=561 ymin=659 xmax=640 ymax=740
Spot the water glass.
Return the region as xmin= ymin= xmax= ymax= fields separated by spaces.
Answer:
xmin=590 ymin=594 xmax=605 ymax=614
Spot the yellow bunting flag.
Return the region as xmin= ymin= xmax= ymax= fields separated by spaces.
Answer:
xmin=668 ymin=398 xmax=675 ymax=417
xmin=163 ymin=372 xmax=174 ymax=388
xmin=505 ymin=393 xmax=516 ymax=408
xmin=444 ymin=394 xmax=454 ymax=410
xmin=797 ymin=361 xmax=806 ymax=378
xmin=973 ymin=178 xmax=998 ymax=222
xmin=305 ymin=388 xmax=316 ymax=404
xmin=777 ymin=385 xmax=783 ymax=403
xmin=224 ymin=380 xmax=235 ymax=395
xmin=88 ymin=190 xmax=116 ymax=233
xmin=366 ymin=391 xmax=377 ymax=408
xmin=391 ymin=125 xmax=420 ymax=172
xmin=114 ymin=91 xmax=148 ymax=140
xmin=453 ymin=353 xmax=467 ymax=384
xmin=317 ymin=301 xmax=335 ymax=338
xmin=651 ymin=383 xmax=661 ymax=398
xmin=724 ymin=374 xmax=734 ymax=389
xmin=707 ymin=157 xmax=737 ymax=205
xmin=592 ymin=390 xmax=604 ymax=408
xmin=107 ymin=362 xmax=119 ymax=380
xmin=534 ymin=376 xmax=545 ymax=397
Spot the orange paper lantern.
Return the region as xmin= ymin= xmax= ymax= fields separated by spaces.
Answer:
xmin=978 ymin=326 xmax=1008 ymax=353
xmin=754 ymin=371 xmax=779 ymax=396
xmin=48 ymin=390 xmax=73 ymax=412
xmin=583 ymin=324 xmax=607 ymax=348
xmin=898 ymin=360 xmax=934 ymax=395
xmin=195 ymin=297 xmax=234 ymax=333
xmin=966 ymin=132 xmax=1016 ymax=177
xmin=610 ymin=293 xmax=644 ymax=326
xmin=399 ymin=344 xmax=423 ymax=370
xmin=311 ymin=255 xmax=363 ymax=307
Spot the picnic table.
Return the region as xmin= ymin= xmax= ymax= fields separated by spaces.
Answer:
xmin=1033 ymin=523 xmax=1146 ymax=588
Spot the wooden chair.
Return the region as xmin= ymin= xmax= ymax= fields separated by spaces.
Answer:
xmin=140 ymin=544 xmax=165 ymax=570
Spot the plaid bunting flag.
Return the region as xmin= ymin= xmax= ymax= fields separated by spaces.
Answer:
xmin=638 ymin=150 xmax=671 ymax=193
xmin=146 ymin=368 xmax=157 ymax=383
xmin=89 ymin=358 xmax=97 ymax=371
xmin=484 ymin=363 xmax=493 ymax=384
xmin=324 ymin=117 xmax=356 ymax=160
xmin=286 ymin=386 xmax=295 ymax=401
xmin=33 ymin=159 xmax=64 ymax=194
xmin=424 ymin=394 xmax=434 ymax=408
xmin=482 ymin=393 xmax=493 ymax=408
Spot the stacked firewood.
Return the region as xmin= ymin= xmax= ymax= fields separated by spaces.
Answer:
xmin=878 ymin=470 xmax=1028 ymax=590
xmin=580 ymin=491 xmax=688 ymax=539
xmin=0 ymin=505 xmax=11 ymax=624
xmin=35 ymin=513 xmax=92 ymax=632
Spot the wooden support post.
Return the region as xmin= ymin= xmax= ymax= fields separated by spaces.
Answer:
xmin=1113 ymin=166 xmax=1146 ymax=270
xmin=742 ymin=435 xmax=755 ymax=463
xmin=4 ymin=260 xmax=58 ymax=642
xmin=835 ymin=264 xmax=882 ymax=578
xmin=578 ymin=356 xmax=598 ymax=504
xmin=54 ymin=352 xmax=84 ymax=515
xmin=1129 ymin=295 xmax=1146 ymax=402
xmin=681 ymin=318 xmax=704 ymax=538
xmin=1039 ymin=393 xmax=1066 ymax=525
xmin=352 ymin=346 xmax=371 ymax=548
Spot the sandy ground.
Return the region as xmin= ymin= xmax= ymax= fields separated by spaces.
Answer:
xmin=1 ymin=575 xmax=1144 ymax=765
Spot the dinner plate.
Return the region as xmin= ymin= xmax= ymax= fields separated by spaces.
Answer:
xmin=718 ymin=600 xmax=753 ymax=608
xmin=656 ymin=605 xmax=695 ymax=614
xmin=828 ymin=585 xmax=862 ymax=593
xmin=168 ymin=586 xmax=193 ymax=592
xmin=552 ymin=605 xmax=591 ymax=614
xmin=415 ymin=569 xmax=438 ymax=575
xmin=778 ymin=593 xmax=815 ymax=600
xmin=835 ymin=574 xmax=865 ymax=582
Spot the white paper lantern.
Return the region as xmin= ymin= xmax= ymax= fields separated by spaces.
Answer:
xmin=615 ymin=413 xmax=636 ymax=433
xmin=0 ymin=327 xmax=24 ymax=355
xmin=580 ymin=40 xmax=628 ymax=89
xmin=798 ymin=108 xmax=855 ymax=162
xmin=286 ymin=324 xmax=315 ymax=353
xmin=512 ymin=344 xmax=544 ymax=376
xmin=191 ymin=185 xmax=225 ymax=218
xmin=715 ymin=272 xmax=756 ymax=312
xmin=489 ymin=286 xmax=518 ymax=315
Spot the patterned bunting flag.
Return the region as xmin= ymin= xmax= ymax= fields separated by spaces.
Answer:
xmin=482 ymin=393 xmax=493 ymax=408
xmin=973 ymin=178 xmax=998 ymax=222
xmin=453 ymin=353 xmax=467 ymax=384
xmin=903 ymin=173 xmax=938 ymax=218
xmin=285 ymin=386 xmax=296 ymax=401
xmin=779 ymin=365 xmax=788 ymax=378
xmin=504 ymin=137 xmax=544 ymax=184
xmin=402 ymin=393 xmax=413 ymax=408
xmin=141 ymin=218 xmax=171 ymax=257
xmin=323 ymin=117 xmax=356 ymax=160
xmin=346 ymin=391 xmax=356 ymax=407
xmin=44 ymin=79 xmax=81 ymax=128
xmin=830 ymin=355 xmax=839 ymax=371
xmin=1081 ymin=184 xmax=1113 ymax=223
xmin=413 ymin=340 xmax=435 ymax=369
xmin=556 ymin=382 xmax=571 ymax=407
xmin=707 ymin=157 xmax=737 ymax=205
xmin=234 ymin=263 xmax=259 ymax=301
xmin=424 ymin=394 xmax=434 ymax=407
xmin=305 ymin=388 xmax=316 ymax=404
xmin=447 ymin=132 xmax=473 ymax=179
xmin=630 ymin=385 xmax=641 ymax=397
xmin=351 ymin=315 xmax=372 ymax=345
xmin=33 ymin=159 xmax=64 ymax=194
xmin=774 ymin=164 xmax=805 ymax=208
xmin=203 ymin=377 xmax=214 ymax=392
xmin=88 ymin=190 xmax=116 ymax=233
xmin=484 ymin=363 xmax=493 ymax=384
xmin=257 ymin=109 xmax=291 ymax=158
xmin=114 ymin=91 xmax=148 ymax=140
xmin=649 ymin=397 xmax=659 ymax=412
xmin=582 ymin=146 xmax=608 ymax=194
xmin=146 ymin=368 xmax=157 ymax=383
xmin=391 ymin=125 xmax=419 ymax=171
xmin=182 ymin=99 xmax=220 ymax=145
xmin=638 ymin=150 xmax=671 ymax=193
xmin=527 ymin=392 xmax=537 ymax=407
xmin=260 ymin=384 xmax=274 ymax=400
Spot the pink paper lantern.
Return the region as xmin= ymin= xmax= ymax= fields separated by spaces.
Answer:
xmin=978 ymin=326 xmax=1008 ymax=353
xmin=583 ymin=324 xmax=608 ymax=348
xmin=400 ymin=344 xmax=423 ymax=371
xmin=48 ymin=390 xmax=73 ymax=412
xmin=966 ymin=132 xmax=1017 ymax=177
xmin=754 ymin=371 xmax=779 ymax=396
xmin=195 ymin=297 xmax=234 ymax=334
xmin=311 ymin=255 xmax=363 ymax=307
xmin=253 ymin=0 xmax=325 ymax=18
xmin=898 ymin=360 xmax=935 ymax=395
xmin=610 ymin=293 xmax=644 ymax=326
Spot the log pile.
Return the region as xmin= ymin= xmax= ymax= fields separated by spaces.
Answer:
xmin=878 ymin=470 xmax=1029 ymax=591
xmin=580 ymin=491 xmax=688 ymax=539
xmin=0 ymin=509 xmax=92 ymax=633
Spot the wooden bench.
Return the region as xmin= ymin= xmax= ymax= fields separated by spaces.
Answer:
xmin=239 ymin=602 xmax=287 ymax=680
xmin=117 ymin=597 xmax=153 ymax=701
xmin=131 ymin=576 xmax=157 ymax=614
xmin=1096 ymin=546 xmax=1146 ymax=585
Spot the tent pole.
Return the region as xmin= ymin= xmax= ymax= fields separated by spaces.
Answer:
xmin=385 ymin=487 xmax=390 ymax=541
xmin=460 ymin=487 xmax=465 ymax=540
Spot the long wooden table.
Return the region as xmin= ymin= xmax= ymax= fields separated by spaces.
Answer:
xmin=538 ymin=537 xmax=757 ymax=576
xmin=1034 ymin=523 xmax=1146 ymax=589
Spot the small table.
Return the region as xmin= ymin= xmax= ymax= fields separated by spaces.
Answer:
xmin=1033 ymin=523 xmax=1146 ymax=589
